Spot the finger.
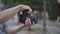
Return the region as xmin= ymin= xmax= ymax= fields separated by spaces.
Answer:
xmin=28 ymin=18 xmax=32 ymax=25
xmin=26 ymin=6 xmax=32 ymax=13
xmin=32 ymin=21 xmax=35 ymax=25
xmin=25 ymin=19 xmax=29 ymax=24
xmin=26 ymin=17 xmax=31 ymax=25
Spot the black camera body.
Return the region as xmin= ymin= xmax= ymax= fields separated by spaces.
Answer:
xmin=18 ymin=9 xmax=38 ymax=24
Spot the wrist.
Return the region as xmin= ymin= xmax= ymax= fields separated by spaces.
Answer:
xmin=19 ymin=24 xmax=29 ymax=28
xmin=15 ymin=5 xmax=22 ymax=13
xmin=19 ymin=24 xmax=25 ymax=28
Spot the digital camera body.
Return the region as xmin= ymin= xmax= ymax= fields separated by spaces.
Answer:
xmin=18 ymin=9 xmax=38 ymax=24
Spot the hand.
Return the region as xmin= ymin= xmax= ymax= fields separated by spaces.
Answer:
xmin=25 ymin=17 xmax=31 ymax=26
xmin=24 ymin=17 xmax=34 ymax=27
xmin=18 ymin=5 xmax=32 ymax=13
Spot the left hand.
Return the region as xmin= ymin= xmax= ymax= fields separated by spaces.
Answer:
xmin=18 ymin=5 xmax=32 ymax=13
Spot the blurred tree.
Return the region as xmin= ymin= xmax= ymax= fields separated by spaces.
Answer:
xmin=2 ymin=0 xmax=43 ymax=11
xmin=2 ymin=0 xmax=42 ymax=19
xmin=2 ymin=0 xmax=58 ymax=20
xmin=46 ymin=0 xmax=58 ymax=21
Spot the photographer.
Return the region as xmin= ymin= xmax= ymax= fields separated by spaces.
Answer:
xmin=0 ymin=5 xmax=33 ymax=34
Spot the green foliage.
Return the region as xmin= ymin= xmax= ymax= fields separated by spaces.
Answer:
xmin=2 ymin=0 xmax=58 ymax=20
xmin=2 ymin=0 xmax=42 ymax=11
xmin=46 ymin=0 xmax=58 ymax=20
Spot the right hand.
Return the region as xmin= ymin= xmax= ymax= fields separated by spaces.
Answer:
xmin=24 ymin=17 xmax=31 ymax=26
xmin=24 ymin=17 xmax=35 ymax=27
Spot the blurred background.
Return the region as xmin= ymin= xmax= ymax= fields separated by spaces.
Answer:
xmin=0 ymin=0 xmax=60 ymax=34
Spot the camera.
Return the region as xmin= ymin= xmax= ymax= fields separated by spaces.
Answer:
xmin=18 ymin=9 xmax=38 ymax=24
